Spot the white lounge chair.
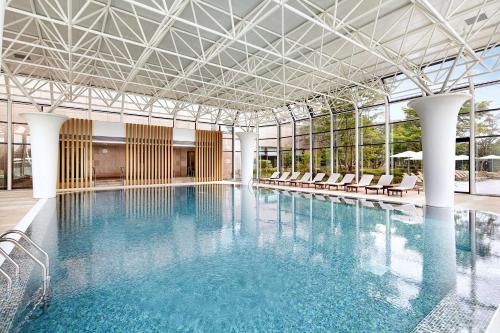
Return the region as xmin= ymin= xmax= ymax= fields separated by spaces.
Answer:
xmin=315 ymin=173 xmax=341 ymax=189
xmin=259 ymin=171 xmax=279 ymax=184
xmin=290 ymin=172 xmax=312 ymax=187
xmin=277 ymin=171 xmax=301 ymax=185
xmin=328 ymin=173 xmax=355 ymax=190
xmin=365 ymin=175 xmax=394 ymax=194
xmin=346 ymin=174 xmax=374 ymax=192
xmin=387 ymin=175 xmax=418 ymax=197
xmin=270 ymin=171 xmax=290 ymax=185
xmin=301 ymin=173 xmax=326 ymax=188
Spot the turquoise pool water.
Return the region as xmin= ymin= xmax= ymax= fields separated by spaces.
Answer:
xmin=10 ymin=185 xmax=500 ymax=332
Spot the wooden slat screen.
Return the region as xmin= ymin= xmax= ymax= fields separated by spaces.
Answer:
xmin=58 ymin=119 xmax=93 ymax=189
xmin=195 ymin=130 xmax=223 ymax=182
xmin=125 ymin=124 xmax=173 ymax=185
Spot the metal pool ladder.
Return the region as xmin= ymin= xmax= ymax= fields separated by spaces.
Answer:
xmin=0 ymin=230 xmax=50 ymax=301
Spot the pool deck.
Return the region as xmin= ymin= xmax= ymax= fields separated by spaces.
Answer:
xmin=0 ymin=182 xmax=498 ymax=234
xmin=0 ymin=189 xmax=38 ymax=233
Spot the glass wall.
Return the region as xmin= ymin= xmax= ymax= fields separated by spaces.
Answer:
xmin=295 ymin=120 xmax=310 ymax=173
xmin=221 ymin=125 xmax=233 ymax=180
xmin=280 ymin=123 xmax=292 ymax=173
xmin=474 ymin=83 xmax=500 ymax=195
xmin=332 ymin=111 xmax=356 ymax=174
xmin=234 ymin=129 xmax=242 ymax=179
xmin=454 ymin=98 xmax=471 ymax=192
xmin=389 ymin=101 xmax=421 ymax=183
xmin=312 ymin=116 xmax=330 ymax=174
xmin=12 ymin=104 xmax=34 ymax=189
xmin=258 ymin=126 xmax=278 ymax=178
xmin=359 ymin=105 xmax=385 ymax=181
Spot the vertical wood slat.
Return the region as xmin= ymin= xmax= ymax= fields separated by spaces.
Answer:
xmin=195 ymin=129 xmax=223 ymax=182
xmin=58 ymin=119 xmax=93 ymax=189
xmin=125 ymin=124 xmax=173 ymax=185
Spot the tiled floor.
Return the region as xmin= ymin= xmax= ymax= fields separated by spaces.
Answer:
xmin=0 ymin=190 xmax=38 ymax=233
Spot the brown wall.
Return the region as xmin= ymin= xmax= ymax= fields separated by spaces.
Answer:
xmin=93 ymin=143 xmax=125 ymax=179
xmin=173 ymin=147 xmax=194 ymax=177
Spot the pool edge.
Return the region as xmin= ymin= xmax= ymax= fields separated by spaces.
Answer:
xmin=0 ymin=198 xmax=48 ymax=266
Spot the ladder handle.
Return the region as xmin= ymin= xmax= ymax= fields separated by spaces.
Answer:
xmin=0 ymin=239 xmax=49 ymax=298
xmin=0 ymin=247 xmax=20 ymax=276
xmin=0 ymin=230 xmax=50 ymax=271
xmin=0 ymin=267 xmax=12 ymax=291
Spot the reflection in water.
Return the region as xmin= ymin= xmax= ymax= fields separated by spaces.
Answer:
xmin=17 ymin=186 xmax=500 ymax=332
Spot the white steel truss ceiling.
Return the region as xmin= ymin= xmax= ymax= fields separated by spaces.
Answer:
xmin=2 ymin=0 xmax=500 ymax=125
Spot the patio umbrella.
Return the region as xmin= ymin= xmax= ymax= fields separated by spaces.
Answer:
xmin=407 ymin=151 xmax=423 ymax=160
xmin=478 ymin=154 xmax=500 ymax=160
xmin=390 ymin=150 xmax=418 ymax=158
xmin=455 ymin=155 xmax=469 ymax=160
xmin=391 ymin=151 xmax=418 ymax=173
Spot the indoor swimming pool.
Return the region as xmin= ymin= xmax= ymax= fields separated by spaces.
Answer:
xmin=5 ymin=185 xmax=500 ymax=332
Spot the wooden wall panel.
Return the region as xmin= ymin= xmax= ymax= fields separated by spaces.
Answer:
xmin=125 ymin=124 xmax=173 ymax=185
xmin=58 ymin=119 xmax=93 ymax=189
xmin=195 ymin=130 xmax=223 ymax=182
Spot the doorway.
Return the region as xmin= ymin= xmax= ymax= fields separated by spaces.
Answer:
xmin=93 ymin=143 xmax=125 ymax=186
xmin=173 ymin=147 xmax=195 ymax=180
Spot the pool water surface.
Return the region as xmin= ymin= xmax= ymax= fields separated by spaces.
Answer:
xmin=10 ymin=185 xmax=500 ymax=332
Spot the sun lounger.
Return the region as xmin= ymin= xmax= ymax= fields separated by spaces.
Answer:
xmin=289 ymin=172 xmax=312 ymax=187
xmin=345 ymin=174 xmax=374 ymax=192
xmin=258 ymin=171 xmax=279 ymax=183
xmin=277 ymin=171 xmax=300 ymax=185
xmin=300 ymin=173 xmax=326 ymax=188
xmin=387 ymin=175 xmax=418 ymax=197
xmin=315 ymin=173 xmax=341 ymax=189
xmin=327 ymin=173 xmax=355 ymax=190
xmin=365 ymin=175 xmax=394 ymax=194
xmin=269 ymin=171 xmax=290 ymax=185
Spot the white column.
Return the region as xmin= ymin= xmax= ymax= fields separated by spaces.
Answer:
xmin=236 ymin=132 xmax=257 ymax=185
xmin=21 ymin=112 xmax=68 ymax=198
xmin=408 ymin=93 xmax=470 ymax=207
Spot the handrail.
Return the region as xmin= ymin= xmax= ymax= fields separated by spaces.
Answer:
xmin=0 ymin=230 xmax=49 ymax=273
xmin=0 ymin=247 xmax=20 ymax=276
xmin=0 ymin=267 xmax=12 ymax=291
xmin=0 ymin=239 xmax=49 ymax=299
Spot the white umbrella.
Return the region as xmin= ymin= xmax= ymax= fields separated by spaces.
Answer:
xmin=391 ymin=150 xmax=418 ymax=158
xmin=392 ymin=151 xmax=419 ymax=173
xmin=407 ymin=151 xmax=423 ymax=160
xmin=478 ymin=154 xmax=500 ymax=160
xmin=455 ymin=154 xmax=469 ymax=161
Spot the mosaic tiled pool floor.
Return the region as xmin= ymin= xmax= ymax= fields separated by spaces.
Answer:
xmin=412 ymin=291 xmax=496 ymax=333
